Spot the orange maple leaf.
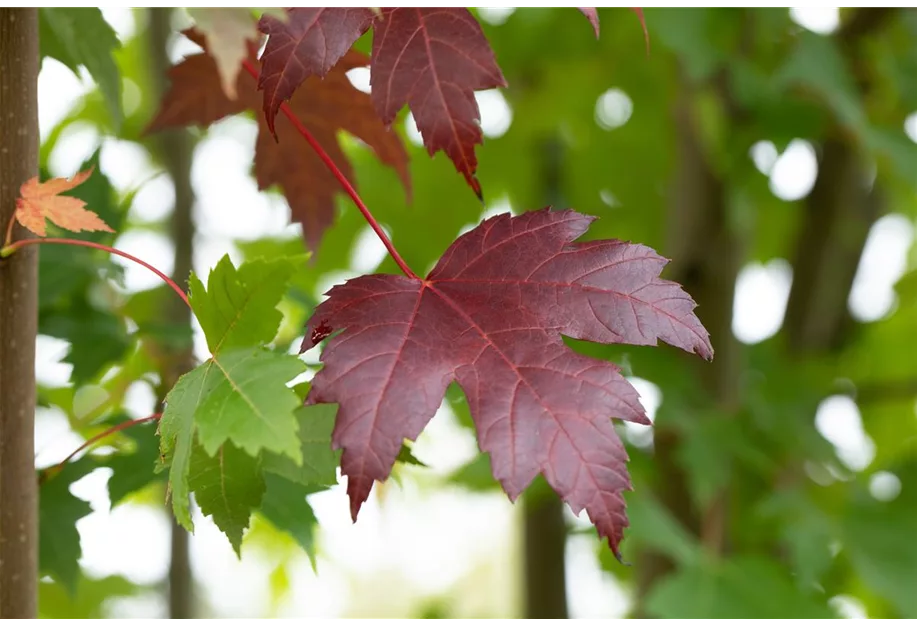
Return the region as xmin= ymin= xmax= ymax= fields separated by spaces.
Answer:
xmin=15 ymin=167 xmax=114 ymax=238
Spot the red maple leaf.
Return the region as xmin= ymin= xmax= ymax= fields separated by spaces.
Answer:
xmin=371 ymin=8 xmax=507 ymax=199
xmin=579 ymin=7 xmax=650 ymax=50
xmin=148 ymin=30 xmax=409 ymax=250
xmin=257 ymin=8 xmax=375 ymax=136
xmin=302 ymin=209 xmax=712 ymax=556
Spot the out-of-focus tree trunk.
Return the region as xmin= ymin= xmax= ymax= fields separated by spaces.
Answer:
xmin=522 ymin=137 xmax=570 ymax=619
xmin=0 ymin=7 xmax=40 ymax=619
xmin=634 ymin=76 xmax=743 ymax=613
xmin=633 ymin=7 xmax=896 ymax=616
xmin=147 ymin=7 xmax=198 ymax=619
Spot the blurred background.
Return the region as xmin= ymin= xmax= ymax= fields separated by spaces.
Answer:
xmin=33 ymin=7 xmax=917 ymax=619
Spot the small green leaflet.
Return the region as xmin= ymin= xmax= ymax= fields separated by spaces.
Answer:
xmin=263 ymin=404 xmax=339 ymax=486
xmin=190 ymin=442 xmax=265 ymax=555
xmin=39 ymin=457 xmax=97 ymax=593
xmin=159 ymin=255 xmax=313 ymax=543
xmin=396 ymin=442 xmax=427 ymax=467
xmin=259 ymin=473 xmax=322 ymax=569
xmin=39 ymin=8 xmax=123 ymax=128
xmin=105 ymin=419 xmax=163 ymax=506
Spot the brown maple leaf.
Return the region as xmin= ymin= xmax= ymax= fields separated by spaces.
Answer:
xmin=15 ymin=168 xmax=113 ymax=238
xmin=147 ymin=30 xmax=410 ymax=250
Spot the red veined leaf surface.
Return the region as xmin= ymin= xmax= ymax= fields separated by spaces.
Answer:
xmin=302 ymin=209 xmax=712 ymax=556
xmin=147 ymin=30 xmax=409 ymax=250
xmin=370 ymin=8 xmax=507 ymax=199
xmin=579 ymin=7 xmax=649 ymax=50
xmin=257 ymin=8 xmax=375 ymax=136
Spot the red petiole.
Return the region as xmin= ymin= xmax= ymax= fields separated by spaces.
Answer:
xmin=1 ymin=238 xmax=190 ymax=309
xmin=40 ymin=413 xmax=162 ymax=485
xmin=240 ymin=59 xmax=418 ymax=280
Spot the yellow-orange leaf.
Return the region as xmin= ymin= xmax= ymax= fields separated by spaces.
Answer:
xmin=15 ymin=168 xmax=114 ymax=237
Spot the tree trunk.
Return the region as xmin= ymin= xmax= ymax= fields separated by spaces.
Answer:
xmin=522 ymin=491 xmax=569 ymax=618
xmin=0 ymin=7 xmax=40 ymax=619
xmin=634 ymin=79 xmax=742 ymax=613
xmin=521 ymin=137 xmax=570 ymax=619
xmin=632 ymin=8 xmax=895 ymax=614
xmin=147 ymin=8 xmax=197 ymax=618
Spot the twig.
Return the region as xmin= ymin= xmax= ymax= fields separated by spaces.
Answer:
xmin=240 ymin=59 xmax=418 ymax=280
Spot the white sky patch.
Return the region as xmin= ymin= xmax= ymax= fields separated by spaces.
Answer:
xmin=411 ymin=401 xmax=479 ymax=475
xmin=476 ymin=89 xmax=513 ymax=138
xmin=37 ymin=58 xmax=89 ymax=141
xmin=346 ymin=67 xmax=371 ymax=94
xmin=111 ymin=230 xmax=176 ymax=293
xmin=48 ymin=122 xmax=100 ymax=178
xmin=732 ymin=259 xmax=793 ymax=344
xmin=815 ymin=395 xmax=875 ymax=472
xmin=34 ymin=406 xmax=82 ymax=469
xmin=404 ymin=113 xmax=424 ymax=147
xmin=35 ymin=335 xmax=74 ymax=388
xmin=849 ymin=213 xmax=915 ymax=322
xmin=623 ymin=376 xmax=661 ymax=449
xmin=130 ymin=172 xmax=175 ymax=223
xmin=869 ymin=471 xmax=902 ymax=502
xmin=100 ymin=6 xmax=136 ymax=41
xmin=769 ymin=139 xmax=818 ymax=201
xmin=595 ymin=88 xmax=633 ymax=131
xmin=350 ymin=225 xmax=389 ymax=274
xmin=566 ymin=535 xmax=630 ymax=618
xmin=789 ymin=7 xmax=840 ymax=35
xmin=750 ymin=140 xmax=779 ymax=176
xmin=477 ymin=7 xmax=515 ymax=26
xmin=905 ymin=112 xmax=917 ymax=143
xmin=100 ymin=138 xmax=156 ymax=195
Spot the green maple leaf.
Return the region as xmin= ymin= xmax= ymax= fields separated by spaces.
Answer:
xmin=190 ymin=442 xmax=265 ymax=554
xmin=259 ymin=473 xmax=323 ymax=569
xmin=160 ymin=255 xmax=307 ymax=533
xmin=39 ymin=457 xmax=96 ymax=593
xmin=105 ymin=419 xmax=163 ymax=506
xmin=262 ymin=404 xmax=339 ymax=487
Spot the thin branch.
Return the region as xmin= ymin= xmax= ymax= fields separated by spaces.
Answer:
xmin=1 ymin=238 xmax=190 ymax=309
xmin=39 ymin=413 xmax=162 ymax=485
xmin=240 ymin=59 xmax=418 ymax=280
xmin=3 ymin=214 xmax=15 ymax=248
xmin=855 ymin=379 xmax=917 ymax=405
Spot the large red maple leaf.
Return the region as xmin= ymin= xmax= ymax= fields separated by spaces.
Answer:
xmin=370 ymin=8 xmax=507 ymax=199
xmin=147 ymin=30 xmax=409 ymax=250
xmin=257 ymin=8 xmax=375 ymax=136
xmin=302 ymin=209 xmax=712 ymax=556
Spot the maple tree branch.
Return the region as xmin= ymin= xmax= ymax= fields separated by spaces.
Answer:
xmin=1 ymin=238 xmax=190 ymax=309
xmin=39 ymin=413 xmax=162 ymax=485
xmin=240 ymin=59 xmax=418 ymax=280
xmin=3 ymin=214 xmax=15 ymax=248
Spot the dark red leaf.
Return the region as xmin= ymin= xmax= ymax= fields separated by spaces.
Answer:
xmin=257 ymin=8 xmax=375 ymax=136
xmin=303 ymin=209 xmax=712 ymax=556
xmin=370 ymin=8 xmax=507 ymax=197
xmin=255 ymin=50 xmax=411 ymax=250
xmin=147 ymin=32 xmax=409 ymax=251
